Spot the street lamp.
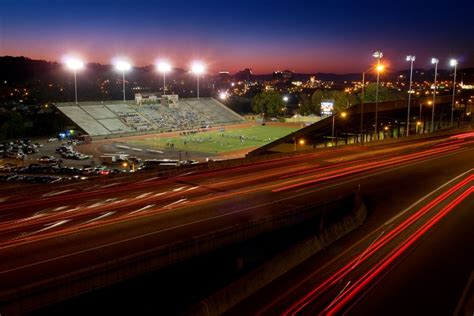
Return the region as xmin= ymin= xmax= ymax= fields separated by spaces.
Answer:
xmin=431 ymin=58 xmax=439 ymax=132
xmin=64 ymin=57 xmax=84 ymax=104
xmin=191 ymin=62 xmax=205 ymax=99
xmin=360 ymin=72 xmax=365 ymax=144
xmin=332 ymin=111 xmax=347 ymax=146
xmin=373 ymin=51 xmax=383 ymax=139
xmin=450 ymin=59 xmax=458 ymax=126
xmin=115 ymin=59 xmax=131 ymax=102
xmin=283 ymin=95 xmax=289 ymax=102
xmin=157 ymin=61 xmax=171 ymax=95
xmin=406 ymin=55 xmax=416 ymax=136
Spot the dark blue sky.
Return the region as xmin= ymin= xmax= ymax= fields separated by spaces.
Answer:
xmin=1 ymin=0 xmax=473 ymax=73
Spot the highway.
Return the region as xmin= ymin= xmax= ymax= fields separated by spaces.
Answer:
xmin=226 ymin=138 xmax=474 ymax=315
xmin=0 ymin=131 xmax=474 ymax=314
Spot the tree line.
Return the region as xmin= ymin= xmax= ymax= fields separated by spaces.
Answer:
xmin=252 ymin=84 xmax=406 ymax=117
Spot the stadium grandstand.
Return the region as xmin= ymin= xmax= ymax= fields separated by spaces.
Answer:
xmin=55 ymin=95 xmax=244 ymax=138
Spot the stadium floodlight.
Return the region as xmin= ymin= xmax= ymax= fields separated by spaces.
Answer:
xmin=114 ymin=59 xmax=132 ymax=102
xmin=157 ymin=61 xmax=172 ymax=94
xmin=406 ymin=55 xmax=416 ymax=136
xmin=191 ymin=62 xmax=205 ymax=99
xmin=372 ymin=51 xmax=383 ymax=58
xmin=373 ymin=51 xmax=383 ymax=139
xmin=450 ymin=59 xmax=458 ymax=126
xmin=430 ymin=57 xmax=439 ymax=132
xmin=64 ymin=57 xmax=84 ymax=105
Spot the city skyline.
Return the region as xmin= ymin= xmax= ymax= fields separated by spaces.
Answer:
xmin=1 ymin=0 xmax=473 ymax=74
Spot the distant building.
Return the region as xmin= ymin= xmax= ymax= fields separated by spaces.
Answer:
xmin=161 ymin=94 xmax=179 ymax=108
xmin=273 ymin=70 xmax=293 ymax=80
xmin=235 ymin=68 xmax=253 ymax=81
xmin=219 ymin=71 xmax=230 ymax=81
xmin=135 ymin=92 xmax=159 ymax=105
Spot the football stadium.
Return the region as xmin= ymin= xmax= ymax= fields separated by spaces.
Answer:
xmin=55 ymin=94 xmax=299 ymax=160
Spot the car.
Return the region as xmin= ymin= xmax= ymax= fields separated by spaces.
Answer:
xmin=38 ymin=156 xmax=63 ymax=164
xmin=74 ymin=154 xmax=89 ymax=160
xmin=7 ymin=152 xmax=24 ymax=160
xmin=48 ymin=137 xmax=59 ymax=143
xmin=0 ymin=163 xmax=16 ymax=171
xmin=6 ymin=173 xmax=18 ymax=181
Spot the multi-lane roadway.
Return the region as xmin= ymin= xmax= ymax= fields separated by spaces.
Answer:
xmin=1 ymin=131 xmax=473 ymax=314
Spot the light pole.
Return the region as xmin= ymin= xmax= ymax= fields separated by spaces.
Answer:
xmin=115 ymin=60 xmax=131 ymax=102
xmin=406 ymin=55 xmax=416 ymax=136
xmin=373 ymin=51 xmax=383 ymax=139
xmin=360 ymin=72 xmax=365 ymax=144
xmin=191 ymin=62 xmax=205 ymax=99
xmin=157 ymin=61 xmax=171 ymax=95
xmin=64 ymin=57 xmax=84 ymax=104
xmin=450 ymin=59 xmax=458 ymax=126
xmin=332 ymin=111 xmax=347 ymax=146
xmin=431 ymin=58 xmax=439 ymax=132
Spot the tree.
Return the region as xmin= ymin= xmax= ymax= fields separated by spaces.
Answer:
xmin=311 ymin=90 xmax=357 ymax=113
xmin=0 ymin=110 xmax=26 ymax=139
xmin=358 ymin=83 xmax=405 ymax=103
xmin=251 ymin=91 xmax=285 ymax=117
xmin=298 ymin=94 xmax=316 ymax=116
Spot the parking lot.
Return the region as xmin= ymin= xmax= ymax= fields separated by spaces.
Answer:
xmin=0 ymin=138 xmax=133 ymax=185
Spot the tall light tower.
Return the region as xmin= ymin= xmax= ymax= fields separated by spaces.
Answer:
xmin=450 ymin=59 xmax=458 ymax=126
xmin=115 ymin=60 xmax=131 ymax=102
xmin=373 ymin=51 xmax=383 ymax=139
xmin=191 ymin=62 xmax=205 ymax=99
xmin=431 ymin=58 xmax=439 ymax=132
xmin=360 ymin=72 xmax=366 ymax=144
xmin=157 ymin=61 xmax=172 ymax=95
xmin=64 ymin=57 xmax=84 ymax=104
xmin=406 ymin=55 xmax=416 ymax=136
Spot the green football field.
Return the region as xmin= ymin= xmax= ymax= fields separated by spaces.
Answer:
xmin=126 ymin=125 xmax=299 ymax=155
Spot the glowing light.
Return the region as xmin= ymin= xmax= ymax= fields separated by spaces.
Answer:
xmin=283 ymin=96 xmax=289 ymax=102
xmin=115 ymin=60 xmax=131 ymax=72
xmin=372 ymin=51 xmax=383 ymax=58
xmin=416 ymin=121 xmax=422 ymax=126
xmin=450 ymin=59 xmax=458 ymax=67
xmin=384 ymin=126 xmax=389 ymax=131
xmin=191 ymin=62 xmax=205 ymax=74
xmin=406 ymin=55 xmax=416 ymax=62
xmin=340 ymin=111 xmax=347 ymax=118
xmin=299 ymin=139 xmax=305 ymax=145
xmin=219 ymin=92 xmax=228 ymax=100
xmin=376 ymin=64 xmax=385 ymax=73
xmin=157 ymin=61 xmax=171 ymax=72
xmin=431 ymin=58 xmax=439 ymax=64
xmin=64 ymin=57 xmax=84 ymax=71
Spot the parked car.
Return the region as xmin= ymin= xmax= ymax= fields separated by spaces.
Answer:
xmin=38 ymin=156 xmax=62 ymax=164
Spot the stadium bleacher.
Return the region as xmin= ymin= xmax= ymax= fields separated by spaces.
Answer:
xmin=56 ymin=98 xmax=244 ymax=137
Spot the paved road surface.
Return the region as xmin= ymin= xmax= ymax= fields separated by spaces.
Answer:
xmin=0 ymin=131 xmax=473 ymax=314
